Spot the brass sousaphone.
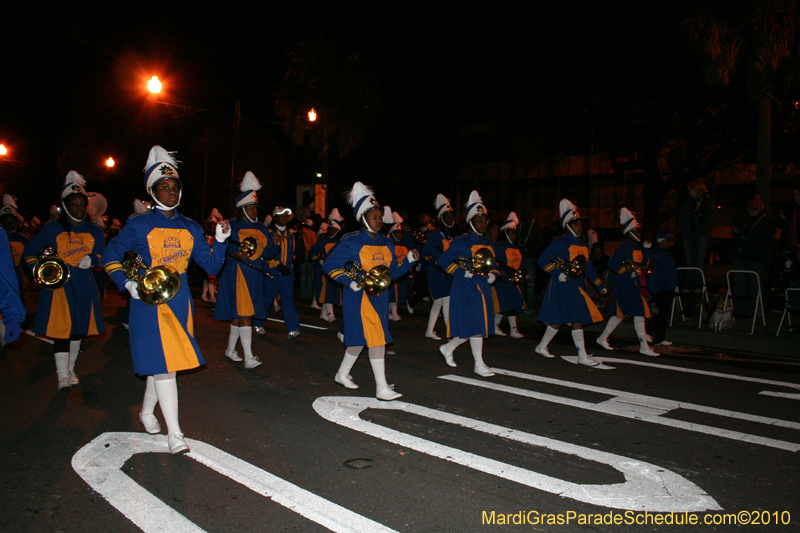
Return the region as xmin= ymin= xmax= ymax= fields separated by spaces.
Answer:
xmin=453 ymin=246 xmax=495 ymax=276
xmin=343 ymin=261 xmax=393 ymax=297
xmin=122 ymin=252 xmax=182 ymax=305
xmin=33 ymin=246 xmax=70 ymax=290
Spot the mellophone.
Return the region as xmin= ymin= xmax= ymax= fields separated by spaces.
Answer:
xmin=622 ymin=257 xmax=655 ymax=277
xmin=552 ymin=255 xmax=587 ymax=279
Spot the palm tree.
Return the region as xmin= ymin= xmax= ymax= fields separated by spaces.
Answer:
xmin=683 ymin=0 xmax=800 ymax=206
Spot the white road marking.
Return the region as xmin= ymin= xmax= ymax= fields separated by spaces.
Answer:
xmin=439 ymin=371 xmax=800 ymax=452
xmin=24 ymin=329 xmax=54 ymax=344
xmin=72 ymin=432 xmax=398 ymax=533
xmin=760 ymin=391 xmax=800 ymax=400
xmin=313 ymin=396 xmax=721 ymax=512
xmin=266 ymin=318 xmax=327 ymax=331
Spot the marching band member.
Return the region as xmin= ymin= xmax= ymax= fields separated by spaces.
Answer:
xmin=383 ymin=206 xmax=413 ymax=321
xmin=214 ymin=172 xmax=276 ymax=369
xmin=492 ymin=212 xmax=525 ymax=338
xmin=437 ymin=191 xmax=499 ymax=377
xmin=420 ymin=194 xmax=456 ymax=340
xmin=23 ymin=171 xmax=106 ymax=389
xmin=1 ymin=194 xmax=30 ymax=296
xmin=311 ymin=209 xmax=345 ymax=322
xmin=254 ymin=206 xmax=301 ymax=338
xmin=646 ymin=231 xmax=678 ymax=347
xmin=595 ymin=208 xmax=658 ymax=356
xmin=103 ymin=146 xmax=230 ymax=454
xmin=324 ymin=182 xmax=418 ymax=400
xmin=0 ymin=228 xmax=25 ymax=348
xmin=534 ymin=199 xmax=607 ymax=366
xmin=201 ymin=208 xmax=223 ymax=303
xmin=308 ymin=222 xmax=333 ymax=319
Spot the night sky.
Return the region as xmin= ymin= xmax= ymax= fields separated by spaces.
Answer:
xmin=1 ymin=1 xmax=706 ymax=223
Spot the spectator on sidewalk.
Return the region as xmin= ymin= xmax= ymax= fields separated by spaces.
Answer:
xmin=646 ymin=231 xmax=678 ymax=346
xmin=732 ymin=195 xmax=775 ymax=318
xmin=677 ymin=179 xmax=717 ymax=316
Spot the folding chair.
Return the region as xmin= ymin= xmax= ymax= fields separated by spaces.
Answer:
xmin=725 ymin=270 xmax=765 ymax=335
xmin=776 ymin=287 xmax=800 ymax=337
xmin=671 ymin=267 xmax=709 ymax=329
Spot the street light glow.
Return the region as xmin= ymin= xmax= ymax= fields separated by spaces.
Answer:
xmin=308 ymin=108 xmax=317 ymax=122
xmin=148 ymin=76 xmax=162 ymax=94
xmin=106 ymin=157 xmax=115 ymax=168
xmin=0 ymin=144 xmax=6 ymax=156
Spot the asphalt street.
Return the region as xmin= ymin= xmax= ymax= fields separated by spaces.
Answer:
xmin=1 ymin=289 xmax=799 ymax=532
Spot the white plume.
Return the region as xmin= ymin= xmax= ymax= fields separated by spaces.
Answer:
xmin=382 ymin=205 xmax=394 ymax=224
xmin=240 ymin=171 xmax=262 ymax=192
xmin=393 ymin=211 xmax=403 ymax=224
xmin=434 ymin=193 xmax=451 ymax=210
xmin=3 ymin=194 xmax=18 ymax=208
xmin=558 ymin=198 xmax=577 ymax=218
xmin=64 ymin=171 xmax=86 ymax=188
xmin=506 ymin=211 xmax=520 ymax=225
xmin=620 ymin=207 xmax=635 ymax=226
xmin=133 ymin=199 xmax=149 ymax=214
xmin=346 ymin=182 xmax=374 ymax=208
xmin=465 ymin=190 xmax=482 ymax=208
xmin=143 ymin=145 xmax=179 ymax=171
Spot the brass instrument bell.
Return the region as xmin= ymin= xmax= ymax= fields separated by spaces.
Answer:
xmin=454 ymin=246 xmax=495 ymax=276
xmin=343 ymin=261 xmax=392 ymax=297
xmin=122 ymin=252 xmax=182 ymax=305
xmin=33 ymin=246 xmax=70 ymax=290
xmin=497 ymin=261 xmax=524 ymax=284
xmin=622 ymin=257 xmax=655 ymax=277
xmin=239 ymin=236 xmax=258 ymax=258
xmin=553 ymin=254 xmax=587 ymax=279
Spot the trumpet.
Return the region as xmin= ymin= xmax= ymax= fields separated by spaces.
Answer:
xmin=453 ymin=247 xmax=495 ymax=276
xmin=496 ymin=260 xmax=524 ymax=284
xmin=33 ymin=246 xmax=70 ymax=290
xmin=342 ymin=261 xmax=392 ymax=297
xmin=122 ymin=252 xmax=182 ymax=305
xmin=552 ymin=254 xmax=587 ymax=279
xmin=622 ymin=257 xmax=655 ymax=277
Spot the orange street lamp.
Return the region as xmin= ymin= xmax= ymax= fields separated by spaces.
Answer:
xmin=307 ymin=108 xmax=317 ymax=122
xmin=148 ymin=76 xmax=162 ymax=94
xmin=0 ymin=144 xmax=7 ymax=156
xmin=106 ymin=157 xmax=115 ymax=168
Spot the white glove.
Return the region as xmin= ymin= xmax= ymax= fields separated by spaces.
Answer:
xmin=643 ymin=240 xmax=652 ymax=248
xmin=558 ymin=272 xmax=567 ymax=282
xmin=486 ymin=273 xmax=496 ymax=284
xmin=464 ymin=271 xmax=474 ymax=279
xmin=125 ymin=280 xmax=141 ymax=300
xmin=319 ymin=259 xmax=325 ymax=266
xmin=407 ymin=253 xmax=417 ymax=264
xmin=349 ymin=281 xmax=362 ymax=292
xmin=600 ymin=288 xmax=608 ymax=295
xmin=215 ymin=221 xmax=231 ymax=243
xmin=78 ymin=255 xmax=92 ymax=269
xmin=631 ymin=271 xmax=639 ymax=278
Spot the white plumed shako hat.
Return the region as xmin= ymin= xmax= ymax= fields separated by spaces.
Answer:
xmin=347 ymin=181 xmax=380 ymax=222
xmin=464 ymin=190 xmax=486 ymax=221
xmin=434 ymin=193 xmax=453 ymax=219
xmin=236 ymin=171 xmax=261 ymax=208
xmin=500 ymin=211 xmax=520 ymax=232
xmin=620 ymin=207 xmax=640 ymax=234
xmin=559 ymin=198 xmax=580 ymax=228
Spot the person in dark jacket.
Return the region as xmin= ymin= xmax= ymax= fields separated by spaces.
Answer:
xmin=775 ymin=183 xmax=800 ymax=281
xmin=732 ymin=195 xmax=775 ymax=318
xmin=677 ymin=179 xmax=717 ymax=315
xmin=645 ymin=231 xmax=678 ymax=346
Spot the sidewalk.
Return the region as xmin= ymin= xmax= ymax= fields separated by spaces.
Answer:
xmin=515 ymin=302 xmax=799 ymax=360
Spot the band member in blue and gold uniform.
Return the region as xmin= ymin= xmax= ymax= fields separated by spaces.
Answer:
xmin=421 ymin=194 xmax=456 ymax=340
xmin=324 ymin=182 xmax=418 ymax=400
xmin=308 ymin=214 xmax=343 ymax=322
xmin=0 ymin=228 xmax=25 ymax=348
xmin=492 ymin=212 xmax=525 ymax=338
xmin=382 ymin=206 xmax=413 ymax=322
xmin=103 ymin=146 xmax=230 ymax=454
xmin=595 ymin=208 xmax=658 ymax=356
xmin=24 ymin=171 xmax=106 ymax=390
xmin=253 ymin=206 xmax=301 ymax=338
xmin=1 ymin=194 xmax=30 ymax=296
xmin=215 ymin=172 xmax=276 ymax=369
xmin=534 ymin=199 xmax=607 ymax=367
xmin=437 ymin=191 xmax=499 ymax=377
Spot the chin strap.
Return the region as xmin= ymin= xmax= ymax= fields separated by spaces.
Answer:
xmin=244 ymin=209 xmax=257 ymax=223
xmin=468 ymin=219 xmax=485 ymax=237
xmin=566 ymin=224 xmax=578 ymax=237
xmin=61 ymin=201 xmax=85 ymax=224
xmin=150 ymin=190 xmax=182 ymax=211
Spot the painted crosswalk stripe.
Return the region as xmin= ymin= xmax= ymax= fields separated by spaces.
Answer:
xmin=314 ymin=396 xmax=721 ymax=512
xmin=72 ymin=432 xmax=398 ymax=533
xmin=439 ymin=371 xmax=800 ymax=452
